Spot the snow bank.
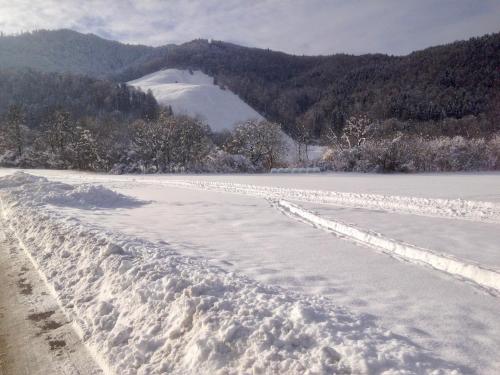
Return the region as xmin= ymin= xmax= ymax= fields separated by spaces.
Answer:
xmin=0 ymin=172 xmax=145 ymax=210
xmin=44 ymin=184 xmax=147 ymax=209
xmin=279 ymin=200 xmax=500 ymax=294
xmin=0 ymin=172 xmax=461 ymax=374
xmin=162 ymin=180 xmax=500 ymax=223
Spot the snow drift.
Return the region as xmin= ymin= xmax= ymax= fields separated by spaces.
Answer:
xmin=0 ymin=172 xmax=461 ymax=374
xmin=128 ymin=69 xmax=263 ymax=132
xmin=0 ymin=172 xmax=145 ymax=210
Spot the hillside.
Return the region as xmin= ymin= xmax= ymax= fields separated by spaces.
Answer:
xmin=0 ymin=68 xmax=159 ymax=127
xmin=1 ymin=29 xmax=499 ymax=138
xmin=128 ymin=69 xmax=263 ymax=131
xmin=0 ymin=29 xmax=163 ymax=77
xmin=118 ymin=35 xmax=500 ymax=137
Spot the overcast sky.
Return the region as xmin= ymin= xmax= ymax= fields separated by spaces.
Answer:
xmin=0 ymin=0 xmax=499 ymax=55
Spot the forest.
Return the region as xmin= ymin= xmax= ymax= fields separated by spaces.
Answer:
xmin=0 ymin=30 xmax=498 ymax=173
xmin=115 ymin=33 xmax=500 ymax=139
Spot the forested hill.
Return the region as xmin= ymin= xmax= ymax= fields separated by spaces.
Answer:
xmin=0 ymin=69 xmax=159 ymax=126
xmin=1 ymin=29 xmax=499 ymax=137
xmin=117 ymin=34 xmax=500 ymax=137
xmin=0 ymin=29 xmax=164 ymax=77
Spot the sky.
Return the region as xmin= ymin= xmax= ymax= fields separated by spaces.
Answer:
xmin=0 ymin=0 xmax=499 ymax=56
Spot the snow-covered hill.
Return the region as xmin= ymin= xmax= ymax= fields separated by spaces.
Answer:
xmin=128 ymin=69 xmax=263 ymax=132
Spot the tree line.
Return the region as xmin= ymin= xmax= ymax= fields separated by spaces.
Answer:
xmin=319 ymin=114 xmax=499 ymax=172
xmin=0 ymin=105 xmax=289 ymax=173
xmin=2 ymin=104 xmax=498 ymax=173
xmin=2 ymin=29 xmax=498 ymax=146
xmin=0 ymin=68 xmax=159 ymax=128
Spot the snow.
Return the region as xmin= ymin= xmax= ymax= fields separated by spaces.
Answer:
xmin=0 ymin=171 xmax=464 ymax=374
xmin=128 ymin=69 xmax=264 ymax=132
xmin=271 ymin=167 xmax=322 ymax=173
xmin=128 ymin=68 xmax=327 ymax=163
xmin=154 ymin=179 xmax=500 ymax=223
xmin=295 ymin=203 xmax=500 ymax=270
xmin=278 ymin=199 xmax=500 ymax=293
xmin=1 ymin=169 xmax=500 ymax=374
xmin=0 ymin=172 xmax=144 ymax=210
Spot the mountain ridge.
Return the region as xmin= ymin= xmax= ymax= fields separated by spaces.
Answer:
xmin=0 ymin=29 xmax=165 ymax=77
xmin=1 ymin=29 xmax=499 ymax=137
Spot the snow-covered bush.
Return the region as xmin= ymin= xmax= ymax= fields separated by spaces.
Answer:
xmin=320 ymin=146 xmax=359 ymax=171
xmin=426 ymin=136 xmax=489 ymax=171
xmin=201 ymin=150 xmax=256 ymax=173
xmin=321 ymin=133 xmax=500 ymax=173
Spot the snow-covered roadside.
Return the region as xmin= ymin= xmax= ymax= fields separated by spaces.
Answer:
xmin=160 ymin=180 xmax=500 ymax=223
xmin=0 ymin=228 xmax=103 ymax=375
xmin=0 ymin=172 xmax=461 ymax=374
xmin=278 ymin=200 xmax=500 ymax=294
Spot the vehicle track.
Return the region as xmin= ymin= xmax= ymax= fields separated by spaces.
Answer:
xmin=157 ymin=179 xmax=500 ymax=294
xmin=276 ymin=200 xmax=500 ymax=295
xmin=162 ymin=180 xmax=500 ymax=223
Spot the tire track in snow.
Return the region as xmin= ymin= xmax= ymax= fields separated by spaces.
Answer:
xmin=163 ymin=180 xmax=500 ymax=224
xmin=277 ymin=199 xmax=500 ymax=294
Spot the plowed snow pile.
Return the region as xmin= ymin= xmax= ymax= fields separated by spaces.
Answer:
xmin=0 ymin=172 xmax=144 ymax=209
xmin=0 ymin=172 xmax=460 ymax=374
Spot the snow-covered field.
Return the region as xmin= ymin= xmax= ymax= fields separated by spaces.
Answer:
xmin=1 ymin=169 xmax=499 ymax=374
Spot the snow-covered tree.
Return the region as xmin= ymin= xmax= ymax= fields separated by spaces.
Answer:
xmin=69 ymin=126 xmax=101 ymax=170
xmin=226 ymin=120 xmax=286 ymax=170
xmin=174 ymin=116 xmax=212 ymax=168
xmin=131 ymin=112 xmax=212 ymax=172
xmin=341 ymin=114 xmax=373 ymax=149
xmin=43 ymin=111 xmax=74 ymax=155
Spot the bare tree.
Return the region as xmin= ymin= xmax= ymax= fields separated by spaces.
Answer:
xmin=69 ymin=126 xmax=101 ymax=170
xmin=341 ymin=114 xmax=373 ymax=148
xmin=43 ymin=111 xmax=74 ymax=155
xmin=3 ymin=105 xmax=26 ymax=157
xmin=294 ymin=119 xmax=313 ymax=162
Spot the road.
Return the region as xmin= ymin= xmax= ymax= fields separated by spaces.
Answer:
xmin=0 ymin=227 xmax=102 ymax=375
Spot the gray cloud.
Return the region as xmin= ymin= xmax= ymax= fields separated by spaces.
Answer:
xmin=0 ymin=0 xmax=499 ymax=55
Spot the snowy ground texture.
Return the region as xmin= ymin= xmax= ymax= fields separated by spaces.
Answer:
xmin=160 ymin=179 xmax=500 ymax=224
xmin=1 ymin=170 xmax=500 ymax=374
xmin=0 ymin=172 xmax=468 ymax=374
xmin=277 ymin=200 xmax=500 ymax=293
